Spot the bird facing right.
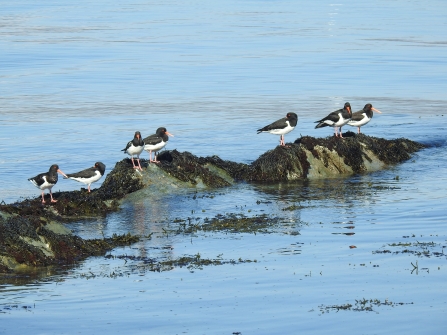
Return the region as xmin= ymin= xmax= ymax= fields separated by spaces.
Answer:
xmin=348 ymin=103 xmax=382 ymax=134
xmin=143 ymin=127 xmax=174 ymax=163
xmin=257 ymin=112 xmax=298 ymax=146
xmin=28 ymin=164 xmax=68 ymax=204
xmin=64 ymin=162 xmax=106 ymax=192
xmin=314 ymin=102 xmax=352 ymax=138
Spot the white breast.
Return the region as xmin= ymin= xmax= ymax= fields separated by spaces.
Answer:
xmin=144 ymin=141 xmax=167 ymax=152
xmin=69 ymin=171 xmax=102 ymax=185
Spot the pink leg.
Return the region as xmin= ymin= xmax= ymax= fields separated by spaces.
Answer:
xmin=131 ymin=157 xmax=137 ymax=169
xmin=88 ymin=185 xmax=91 ymax=192
xmin=50 ymin=189 xmax=57 ymax=203
xmin=137 ymin=158 xmax=142 ymax=171
xmin=357 ymin=127 xmax=361 ymax=134
xmin=339 ymin=127 xmax=343 ymax=138
xmin=280 ymin=135 xmax=285 ymax=146
xmin=41 ymin=192 xmax=46 ymax=204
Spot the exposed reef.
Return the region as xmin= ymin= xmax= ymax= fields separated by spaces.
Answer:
xmin=0 ymin=214 xmax=139 ymax=273
xmin=0 ymin=134 xmax=425 ymax=273
xmin=155 ymin=133 xmax=425 ymax=183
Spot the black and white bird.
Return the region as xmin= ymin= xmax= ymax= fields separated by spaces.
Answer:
xmin=122 ymin=131 xmax=144 ymax=171
xmin=28 ymin=164 xmax=68 ymax=204
xmin=314 ymin=102 xmax=352 ymax=138
xmin=64 ymin=162 xmax=106 ymax=192
xmin=143 ymin=127 xmax=174 ymax=163
xmin=257 ymin=112 xmax=298 ymax=146
xmin=348 ymin=103 xmax=382 ymax=134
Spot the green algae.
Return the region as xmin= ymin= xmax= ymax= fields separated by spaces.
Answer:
xmin=319 ymin=298 xmax=414 ymax=313
xmin=372 ymin=236 xmax=446 ymax=258
xmin=170 ymin=213 xmax=288 ymax=235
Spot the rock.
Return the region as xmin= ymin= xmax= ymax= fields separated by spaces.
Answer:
xmin=0 ymin=214 xmax=139 ymax=273
xmin=0 ymin=134 xmax=425 ymax=273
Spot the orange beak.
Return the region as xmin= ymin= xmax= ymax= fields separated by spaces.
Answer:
xmin=57 ymin=169 xmax=68 ymax=178
xmin=166 ymin=131 xmax=174 ymax=137
xmin=372 ymin=107 xmax=382 ymax=114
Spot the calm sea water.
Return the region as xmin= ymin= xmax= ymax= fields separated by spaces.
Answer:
xmin=1 ymin=0 xmax=447 ymax=334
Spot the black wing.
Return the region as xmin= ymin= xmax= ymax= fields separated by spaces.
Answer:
xmin=65 ymin=166 xmax=97 ymax=179
xmin=349 ymin=111 xmax=365 ymax=122
xmin=28 ymin=172 xmax=46 ymax=186
xmin=143 ymin=134 xmax=163 ymax=146
xmin=315 ymin=111 xmax=340 ymax=124
xmin=121 ymin=140 xmax=132 ymax=152
xmin=257 ymin=117 xmax=287 ymax=133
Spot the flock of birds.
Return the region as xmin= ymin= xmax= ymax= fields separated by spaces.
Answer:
xmin=28 ymin=103 xmax=381 ymax=204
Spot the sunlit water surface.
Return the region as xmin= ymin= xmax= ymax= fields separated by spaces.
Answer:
xmin=1 ymin=0 xmax=447 ymax=334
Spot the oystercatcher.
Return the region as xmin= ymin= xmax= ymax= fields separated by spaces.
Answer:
xmin=348 ymin=103 xmax=382 ymax=134
xmin=64 ymin=162 xmax=106 ymax=192
xmin=315 ymin=102 xmax=352 ymax=138
xmin=28 ymin=164 xmax=68 ymax=204
xmin=122 ymin=131 xmax=144 ymax=171
xmin=143 ymin=127 xmax=174 ymax=163
xmin=257 ymin=112 xmax=298 ymax=146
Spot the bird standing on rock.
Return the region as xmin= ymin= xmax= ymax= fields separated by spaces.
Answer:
xmin=122 ymin=131 xmax=144 ymax=171
xmin=314 ymin=102 xmax=352 ymax=138
xmin=28 ymin=164 xmax=68 ymax=204
xmin=257 ymin=112 xmax=298 ymax=146
xmin=143 ymin=127 xmax=174 ymax=163
xmin=64 ymin=162 xmax=106 ymax=192
xmin=348 ymin=103 xmax=382 ymax=134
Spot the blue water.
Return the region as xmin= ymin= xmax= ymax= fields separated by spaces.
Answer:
xmin=1 ymin=0 xmax=447 ymax=334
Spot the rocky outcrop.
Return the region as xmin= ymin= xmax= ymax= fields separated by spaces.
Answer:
xmin=0 ymin=134 xmax=425 ymax=273
xmin=155 ymin=133 xmax=425 ymax=183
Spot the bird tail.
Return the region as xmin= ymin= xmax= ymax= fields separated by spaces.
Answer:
xmin=315 ymin=122 xmax=327 ymax=129
xmin=28 ymin=179 xmax=38 ymax=187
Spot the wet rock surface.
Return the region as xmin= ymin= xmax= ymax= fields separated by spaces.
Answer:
xmin=156 ymin=133 xmax=425 ymax=182
xmin=0 ymin=215 xmax=139 ymax=273
xmin=0 ymin=134 xmax=425 ymax=273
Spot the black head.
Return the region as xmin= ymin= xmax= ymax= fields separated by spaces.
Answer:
xmin=94 ymin=162 xmax=106 ymax=174
xmin=344 ymin=102 xmax=352 ymax=115
xmin=364 ymin=103 xmax=373 ymax=111
xmin=49 ymin=164 xmax=59 ymax=172
xmin=156 ymin=127 xmax=167 ymax=136
xmin=155 ymin=127 xmax=174 ymax=139
xmin=286 ymin=112 xmax=298 ymax=127
xmin=134 ymin=131 xmax=142 ymax=139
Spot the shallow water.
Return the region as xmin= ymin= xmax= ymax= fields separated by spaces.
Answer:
xmin=1 ymin=0 xmax=447 ymax=334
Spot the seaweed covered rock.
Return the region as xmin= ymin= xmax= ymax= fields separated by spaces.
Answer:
xmin=0 ymin=134 xmax=425 ymax=273
xmin=0 ymin=214 xmax=139 ymax=273
xmin=142 ymin=134 xmax=425 ymax=184
xmin=96 ymin=159 xmax=146 ymax=199
xmin=156 ymin=150 xmax=236 ymax=187
xmin=248 ymin=144 xmax=310 ymax=181
xmin=0 ymin=159 xmax=146 ymax=221
xmin=247 ymin=133 xmax=424 ymax=181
